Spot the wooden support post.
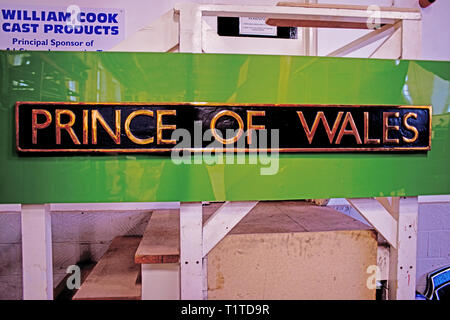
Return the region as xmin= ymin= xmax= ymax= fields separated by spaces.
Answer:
xmin=179 ymin=202 xmax=203 ymax=300
xmin=347 ymin=197 xmax=418 ymax=300
xmin=401 ymin=20 xmax=422 ymax=59
xmin=21 ymin=204 xmax=53 ymax=300
xmin=302 ymin=0 xmax=318 ymax=56
xmin=177 ymin=201 xmax=258 ymax=300
xmin=388 ymin=197 xmax=418 ymax=300
xmin=176 ymin=3 xmax=202 ymax=53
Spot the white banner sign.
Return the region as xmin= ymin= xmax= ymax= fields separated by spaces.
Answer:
xmin=0 ymin=5 xmax=125 ymax=51
xmin=239 ymin=17 xmax=277 ymax=36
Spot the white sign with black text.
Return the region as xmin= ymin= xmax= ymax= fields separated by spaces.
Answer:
xmin=0 ymin=4 xmax=125 ymax=51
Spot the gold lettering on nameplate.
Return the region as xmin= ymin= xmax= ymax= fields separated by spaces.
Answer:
xmin=247 ymin=110 xmax=265 ymax=145
xmin=364 ymin=112 xmax=380 ymax=144
xmin=156 ymin=110 xmax=177 ymax=145
xmin=125 ymin=110 xmax=154 ymax=145
xmin=16 ymin=102 xmax=431 ymax=153
xmin=383 ymin=112 xmax=400 ymax=144
xmin=402 ymin=112 xmax=419 ymax=143
xmin=210 ymin=110 xmax=244 ymax=145
xmin=297 ymin=111 xmax=343 ymax=144
xmin=55 ymin=109 xmax=80 ymax=145
xmin=335 ymin=112 xmax=362 ymax=145
xmin=91 ymin=109 xmax=121 ymax=145
xmin=31 ymin=109 xmax=52 ymax=144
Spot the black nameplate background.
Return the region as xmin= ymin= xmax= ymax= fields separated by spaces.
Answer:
xmin=16 ymin=102 xmax=431 ymax=153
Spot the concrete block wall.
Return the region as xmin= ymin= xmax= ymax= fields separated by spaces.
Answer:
xmin=331 ymin=200 xmax=450 ymax=295
xmin=416 ymin=203 xmax=450 ymax=294
xmin=0 ymin=213 xmax=22 ymax=300
xmin=0 ymin=210 xmax=151 ymax=300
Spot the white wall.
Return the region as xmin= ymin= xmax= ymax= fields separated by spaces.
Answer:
xmin=1 ymin=0 xmax=448 ymax=60
xmin=420 ymin=0 xmax=450 ymax=61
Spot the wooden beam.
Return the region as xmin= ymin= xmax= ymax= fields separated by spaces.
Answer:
xmin=266 ymin=19 xmax=386 ymax=29
xmin=327 ymin=22 xmax=400 ymax=57
xmin=202 ymin=201 xmax=258 ymax=257
xmin=276 ymin=2 xmax=420 ymax=13
xmin=375 ymin=197 xmax=400 ymax=217
xmin=193 ymin=4 xmax=421 ymax=20
xmin=267 ymin=0 xmax=404 ymax=29
xmin=135 ymin=210 xmax=180 ymax=264
xmin=346 ymin=198 xmax=398 ymax=248
xmin=369 ymin=28 xmax=402 ymax=59
xmin=136 ymin=210 xmax=181 ymax=300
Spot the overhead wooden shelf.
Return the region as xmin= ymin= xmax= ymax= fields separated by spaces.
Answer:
xmin=266 ymin=2 xmax=420 ymax=29
xmin=274 ymin=2 xmax=420 ymax=13
xmin=266 ymin=18 xmax=381 ymax=29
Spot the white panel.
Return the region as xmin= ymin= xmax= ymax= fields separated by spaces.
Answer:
xmin=141 ymin=264 xmax=180 ymax=300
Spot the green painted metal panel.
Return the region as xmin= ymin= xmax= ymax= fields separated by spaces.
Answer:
xmin=0 ymin=51 xmax=449 ymax=203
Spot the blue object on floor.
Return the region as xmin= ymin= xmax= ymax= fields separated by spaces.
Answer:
xmin=424 ymin=266 xmax=450 ymax=300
